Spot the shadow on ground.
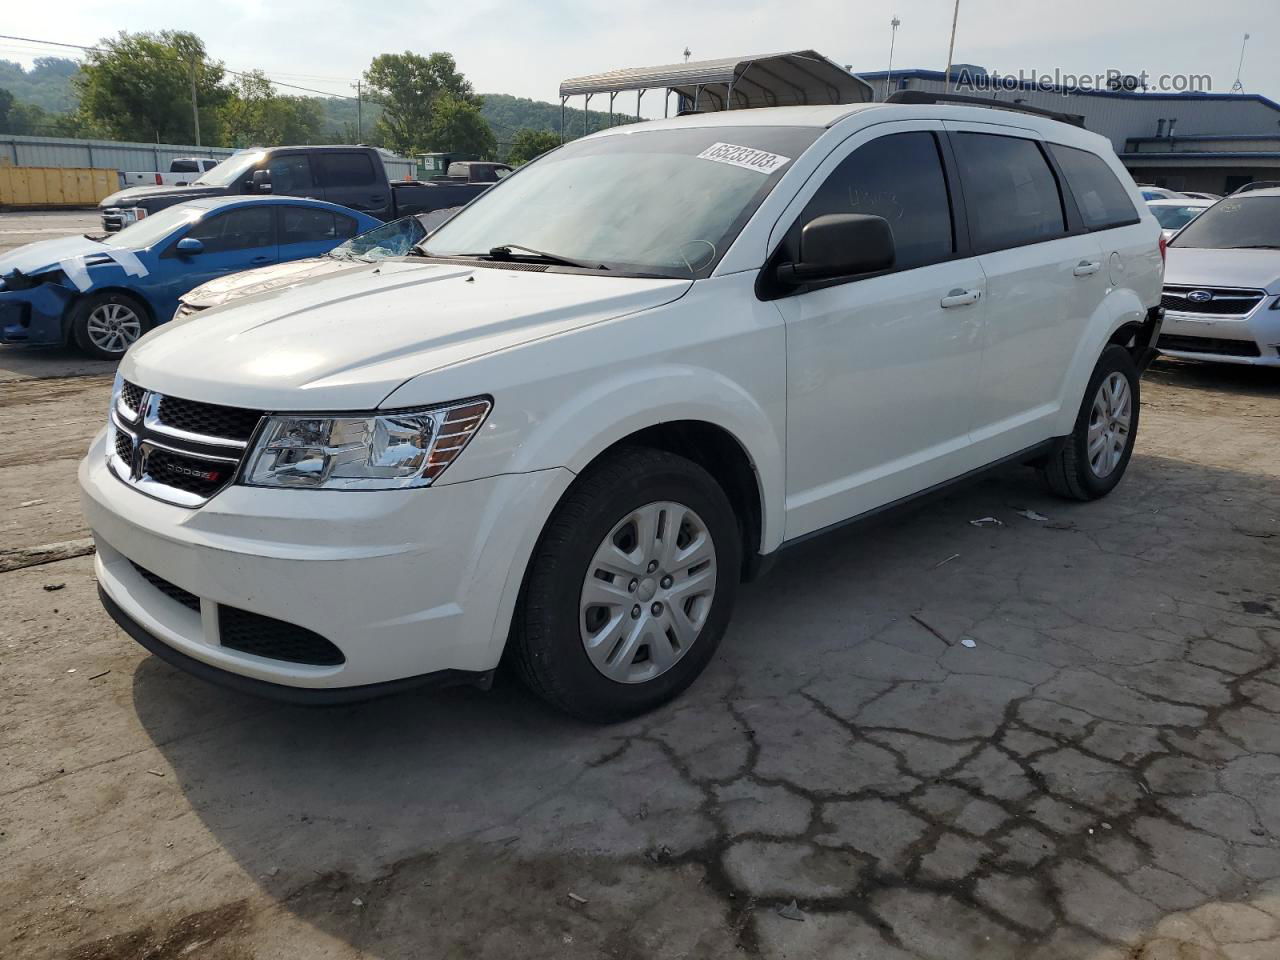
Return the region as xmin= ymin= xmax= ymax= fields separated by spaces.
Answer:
xmin=103 ymin=439 xmax=1280 ymax=960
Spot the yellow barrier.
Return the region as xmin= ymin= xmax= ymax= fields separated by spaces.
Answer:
xmin=0 ymin=166 xmax=118 ymax=208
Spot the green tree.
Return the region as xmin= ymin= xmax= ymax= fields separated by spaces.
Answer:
xmin=426 ymin=94 xmax=496 ymax=157
xmin=75 ymin=30 xmax=226 ymax=144
xmin=220 ymin=70 xmax=323 ymax=146
xmin=506 ymin=128 xmax=561 ymax=165
xmin=363 ymin=51 xmax=477 ymax=155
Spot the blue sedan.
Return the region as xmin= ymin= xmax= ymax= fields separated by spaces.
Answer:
xmin=0 ymin=196 xmax=382 ymax=359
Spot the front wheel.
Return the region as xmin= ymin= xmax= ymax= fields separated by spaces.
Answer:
xmin=511 ymin=447 xmax=742 ymax=722
xmin=71 ymin=292 xmax=149 ymax=360
xmin=1040 ymin=344 xmax=1140 ymax=500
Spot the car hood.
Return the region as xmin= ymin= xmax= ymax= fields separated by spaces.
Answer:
xmin=182 ymin=256 xmax=358 ymax=308
xmin=1164 ymin=247 xmax=1280 ymax=292
xmin=0 ymin=235 xmax=115 ymax=280
xmin=100 ymin=184 xmax=223 ymax=208
xmin=123 ymin=260 xmax=692 ymax=410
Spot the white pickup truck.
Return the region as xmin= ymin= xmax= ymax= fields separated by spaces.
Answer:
xmin=117 ymin=157 xmax=220 ymax=189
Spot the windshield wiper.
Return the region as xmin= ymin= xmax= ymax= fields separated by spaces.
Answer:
xmin=485 ymin=244 xmax=608 ymax=270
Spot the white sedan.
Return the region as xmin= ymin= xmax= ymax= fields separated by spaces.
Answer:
xmin=1146 ymin=198 xmax=1213 ymax=241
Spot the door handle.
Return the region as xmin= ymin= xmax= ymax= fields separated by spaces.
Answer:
xmin=250 ymin=256 xmax=272 ymax=264
xmin=1073 ymin=260 xmax=1102 ymax=277
xmin=940 ymin=288 xmax=981 ymax=308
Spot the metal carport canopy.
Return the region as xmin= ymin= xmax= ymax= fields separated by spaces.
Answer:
xmin=559 ymin=50 xmax=873 ymax=112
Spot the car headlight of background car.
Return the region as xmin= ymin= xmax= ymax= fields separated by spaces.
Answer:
xmin=243 ymin=397 xmax=491 ymax=490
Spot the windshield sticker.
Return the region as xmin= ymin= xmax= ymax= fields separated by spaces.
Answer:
xmin=696 ymin=143 xmax=791 ymax=175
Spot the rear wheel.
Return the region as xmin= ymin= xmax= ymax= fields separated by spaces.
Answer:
xmin=511 ymin=447 xmax=741 ymax=722
xmin=71 ymin=292 xmax=148 ymax=360
xmin=1041 ymin=344 xmax=1140 ymax=500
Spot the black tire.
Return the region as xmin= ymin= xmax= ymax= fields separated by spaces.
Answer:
xmin=1040 ymin=344 xmax=1140 ymax=500
xmin=70 ymin=291 xmax=150 ymax=361
xmin=511 ymin=446 xmax=742 ymax=723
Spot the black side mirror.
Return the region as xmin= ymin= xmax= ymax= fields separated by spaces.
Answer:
xmin=250 ymin=169 xmax=272 ymax=193
xmin=777 ymin=214 xmax=895 ymax=286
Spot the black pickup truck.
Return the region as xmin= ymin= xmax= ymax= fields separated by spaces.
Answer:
xmin=97 ymin=145 xmax=503 ymax=231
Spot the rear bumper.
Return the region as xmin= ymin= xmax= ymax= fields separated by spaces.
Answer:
xmin=1135 ymin=305 xmax=1164 ymax=372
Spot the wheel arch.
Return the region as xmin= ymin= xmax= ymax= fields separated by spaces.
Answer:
xmin=1052 ymin=287 xmax=1149 ymax=436
xmin=62 ymin=286 xmax=156 ymax=345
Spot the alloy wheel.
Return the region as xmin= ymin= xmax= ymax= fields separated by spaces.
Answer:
xmin=85 ymin=302 xmax=142 ymax=355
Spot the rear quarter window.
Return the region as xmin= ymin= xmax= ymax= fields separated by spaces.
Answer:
xmin=1048 ymin=143 xmax=1139 ymax=231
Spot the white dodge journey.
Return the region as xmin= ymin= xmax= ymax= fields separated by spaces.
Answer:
xmin=81 ymin=99 xmax=1164 ymax=721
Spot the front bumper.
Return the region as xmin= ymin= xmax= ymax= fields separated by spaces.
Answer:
xmin=81 ymin=429 xmax=574 ymax=693
xmin=0 ymin=285 xmax=73 ymax=345
xmin=1158 ymin=296 xmax=1280 ymax=366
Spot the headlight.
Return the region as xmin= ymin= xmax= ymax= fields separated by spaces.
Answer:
xmin=131 ymin=207 xmax=148 ymax=221
xmin=242 ymin=397 xmax=491 ymax=490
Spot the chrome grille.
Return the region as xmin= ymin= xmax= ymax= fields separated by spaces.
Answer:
xmin=108 ymin=381 xmax=263 ymax=507
xmin=1161 ymin=285 xmax=1265 ymax=317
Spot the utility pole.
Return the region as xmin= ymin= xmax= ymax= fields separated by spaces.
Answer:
xmin=352 ymin=80 xmax=363 ymax=140
xmin=1231 ymin=33 xmax=1250 ymax=93
xmin=943 ymin=0 xmax=960 ymax=91
xmin=189 ymin=58 xmax=201 ymax=147
xmin=886 ymin=16 xmax=901 ymax=97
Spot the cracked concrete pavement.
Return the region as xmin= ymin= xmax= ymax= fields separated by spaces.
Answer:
xmin=2 ymin=216 xmax=1279 ymax=959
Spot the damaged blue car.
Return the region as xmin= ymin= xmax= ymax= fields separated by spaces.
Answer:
xmin=0 ymin=196 xmax=381 ymax=359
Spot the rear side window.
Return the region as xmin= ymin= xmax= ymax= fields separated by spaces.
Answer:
xmin=171 ymin=159 xmax=199 ymax=173
xmin=952 ymin=133 xmax=1066 ymax=252
xmin=794 ymin=131 xmax=955 ymax=271
xmin=1048 ymin=144 xmax=1138 ymax=230
xmin=280 ymin=207 xmax=337 ymax=244
xmin=183 ymin=207 xmax=275 ymax=254
xmin=334 ymin=214 xmax=359 ymax=239
xmin=319 ymin=153 xmax=378 ymax=188
xmin=266 ymin=154 xmax=315 ymax=194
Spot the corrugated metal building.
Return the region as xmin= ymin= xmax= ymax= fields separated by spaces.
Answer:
xmin=0 ymin=135 xmax=418 ymax=182
xmin=858 ymin=68 xmax=1280 ymax=194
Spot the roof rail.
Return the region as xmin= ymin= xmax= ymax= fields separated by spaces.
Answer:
xmin=885 ymin=90 xmax=1086 ymax=128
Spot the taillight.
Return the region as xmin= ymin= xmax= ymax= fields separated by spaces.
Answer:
xmin=1158 ymin=233 xmax=1167 ymax=263
xmin=154 ymin=173 xmax=163 ymax=185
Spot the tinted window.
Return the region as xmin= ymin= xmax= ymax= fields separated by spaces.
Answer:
xmin=320 ymin=153 xmax=378 ymax=187
xmin=1149 ymin=204 xmax=1206 ymax=231
xmin=184 ymin=207 xmax=275 ymax=254
xmin=171 ymin=159 xmax=199 ymax=173
xmin=793 ymin=131 xmax=953 ymax=271
xmin=267 ymin=154 xmax=314 ymax=194
xmin=1048 ymin=144 xmax=1138 ymax=230
xmin=334 ymin=214 xmax=359 ymax=239
xmin=1170 ymin=196 xmax=1280 ymax=249
xmin=953 ymin=133 xmax=1066 ymax=251
xmin=280 ymin=207 xmax=337 ymax=244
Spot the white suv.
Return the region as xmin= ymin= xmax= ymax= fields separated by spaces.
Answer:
xmin=81 ymin=102 xmax=1164 ymax=721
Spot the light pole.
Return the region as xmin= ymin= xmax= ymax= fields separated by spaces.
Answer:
xmin=351 ymin=80 xmax=363 ymax=140
xmin=886 ymin=16 xmax=901 ymax=98
xmin=943 ymin=0 xmax=960 ymax=91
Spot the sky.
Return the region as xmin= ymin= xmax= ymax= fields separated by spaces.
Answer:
xmin=2 ymin=0 xmax=1276 ymax=115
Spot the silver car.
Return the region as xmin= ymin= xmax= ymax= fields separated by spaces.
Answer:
xmin=1159 ymin=189 xmax=1280 ymax=365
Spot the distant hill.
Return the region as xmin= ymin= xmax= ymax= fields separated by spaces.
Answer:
xmin=481 ymin=93 xmax=639 ymax=143
xmin=0 ymin=57 xmax=80 ymax=112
